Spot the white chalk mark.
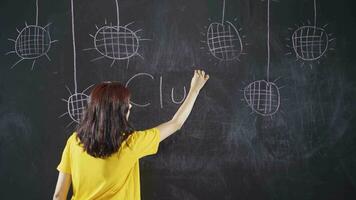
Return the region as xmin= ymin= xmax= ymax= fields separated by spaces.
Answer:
xmin=65 ymin=85 xmax=72 ymax=95
xmin=44 ymin=22 xmax=52 ymax=29
xmin=71 ymin=0 xmax=77 ymax=92
xmin=136 ymin=52 xmax=144 ymax=60
xmin=5 ymin=51 xmax=16 ymax=55
xmin=222 ymin=0 xmax=226 ymax=23
xmin=45 ymin=53 xmax=51 ymax=61
xmin=65 ymin=120 xmax=76 ymax=128
xmin=126 ymin=59 xmax=129 ymax=69
xmin=314 ymin=0 xmax=317 ymax=27
xmin=134 ymin=29 xmax=142 ymax=33
xmin=31 ymin=60 xmax=36 ymax=70
xmin=59 ymin=112 xmax=68 ymax=118
xmin=115 ymin=0 xmax=119 ymax=27
xmin=171 ymin=86 xmax=187 ymax=104
xmin=83 ymin=47 xmax=96 ymax=51
xmin=160 ymin=76 xmax=163 ymax=109
xmin=35 ymin=0 xmax=38 ymax=26
xmin=11 ymin=58 xmax=24 ymax=69
xmin=82 ymin=84 xmax=94 ymax=93
xmin=267 ymin=0 xmax=270 ymax=81
xmin=138 ymin=38 xmax=151 ymax=41
xmin=110 ymin=59 xmax=115 ymax=67
xmin=125 ymin=21 xmax=135 ymax=27
xmin=125 ymin=73 xmax=154 ymax=107
xmin=8 ymin=38 xmax=16 ymax=42
xmin=90 ymin=56 xmax=105 ymax=62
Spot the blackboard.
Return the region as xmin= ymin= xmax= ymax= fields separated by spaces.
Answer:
xmin=0 ymin=0 xmax=355 ymax=199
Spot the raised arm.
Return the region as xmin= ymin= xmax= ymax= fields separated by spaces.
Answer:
xmin=156 ymin=70 xmax=209 ymax=141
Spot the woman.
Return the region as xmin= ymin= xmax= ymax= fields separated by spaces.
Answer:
xmin=53 ymin=70 xmax=209 ymax=200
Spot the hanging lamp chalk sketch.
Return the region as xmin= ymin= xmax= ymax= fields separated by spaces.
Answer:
xmin=83 ymin=0 xmax=149 ymax=68
xmin=6 ymin=0 xmax=58 ymax=70
xmin=201 ymin=0 xmax=245 ymax=62
xmin=60 ymin=0 xmax=90 ymax=125
xmin=286 ymin=0 xmax=335 ymax=68
xmin=243 ymin=0 xmax=281 ymax=116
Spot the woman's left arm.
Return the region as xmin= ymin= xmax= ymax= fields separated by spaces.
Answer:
xmin=53 ymin=172 xmax=71 ymax=200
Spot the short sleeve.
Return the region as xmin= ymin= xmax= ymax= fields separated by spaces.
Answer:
xmin=126 ymin=128 xmax=160 ymax=159
xmin=56 ymin=135 xmax=72 ymax=174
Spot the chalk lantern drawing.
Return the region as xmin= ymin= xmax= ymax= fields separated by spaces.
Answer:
xmin=84 ymin=0 xmax=149 ymax=68
xmin=6 ymin=0 xmax=58 ymax=70
xmin=243 ymin=0 xmax=281 ymax=116
xmin=60 ymin=0 xmax=90 ymax=125
xmin=202 ymin=0 xmax=245 ymax=61
xmin=286 ymin=0 xmax=335 ymax=68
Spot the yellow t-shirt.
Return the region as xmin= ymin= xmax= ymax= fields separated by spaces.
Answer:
xmin=57 ymin=128 xmax=160 ymax=200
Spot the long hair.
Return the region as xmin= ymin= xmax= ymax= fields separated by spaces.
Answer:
xmin=76 ymin=82 xmax=134 ymax=158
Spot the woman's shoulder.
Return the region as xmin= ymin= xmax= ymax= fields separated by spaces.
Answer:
xmin=66 ymin=132 xmax=81 ymax=145
xmin=125 ymin=128 xmax=160 ymax=147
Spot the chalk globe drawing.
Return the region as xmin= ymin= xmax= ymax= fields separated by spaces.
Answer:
xmin=66 ymin=93 xmax=89 ymax=123
xmin=204 ymin=0 xmax=245 ymax=62
xmin=60 ymin=0 xmax=92 ymax=126
xmin=15 ymin=25 xmax=52 ymax=59
xmin=6 ymin=0 xmax=57 ymax=70
xmin=243 ymin=0 xmax=282 ymax=117
xmin=286 ymin=0 xmax=335 ymax=68
xmin=94 ymin=25 xmax=140 ymax=60
xmin=84 ymin=0 xmax=148 ymax=67
xmin=207 ymin=21 xmax=243 ymax=61
xmin=244 ymin=80 xmax=280 ymax=116
xmin=291 ymin=26 xmax=329 ymax=61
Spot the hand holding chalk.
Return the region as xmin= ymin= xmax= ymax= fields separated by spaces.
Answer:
xmin=190 ymin=69 xmax=209 ymax=93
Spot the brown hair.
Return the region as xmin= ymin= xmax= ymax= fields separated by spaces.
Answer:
xmin=76 ymin=82 xmax=134 ymax=158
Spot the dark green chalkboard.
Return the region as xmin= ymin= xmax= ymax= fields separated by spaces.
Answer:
xmin=0 ymin=0 xmax=355 ymax=199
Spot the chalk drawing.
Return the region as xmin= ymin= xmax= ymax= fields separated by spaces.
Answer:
xmin=286 ymin=0 xmax=335 ymax=68
xmin=202 ymin=0 xmax=245 ymax=61
xmin=125 ymin=73 xmax=187 ymax=109
xmin=83 ymin=0 xmax=149 ymax=68
xmin=159 ymin=76 xmax=163 ymax=108
xmin=6 ymin=0 xmax=58 ymax=70
xmin=171 ymin=87 xmax=187 ymax=104
xmin=60 ymin=0 xmax=90 ymax=124
xmin=125 ymin=73 xmax=154 ymax=107
xmin=244 ymin=0 xmax=281 ymax=116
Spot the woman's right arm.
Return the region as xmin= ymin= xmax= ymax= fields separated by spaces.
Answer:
xmin=156 ymin=70 xmax=209 ymax=141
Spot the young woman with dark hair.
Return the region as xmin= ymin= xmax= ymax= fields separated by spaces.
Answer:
xmin=53 ymin=70 xmax=209 ymax=200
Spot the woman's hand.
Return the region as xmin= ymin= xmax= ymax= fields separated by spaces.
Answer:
xmin=190 ymin=70 xmax=209 ymax=93
xmin=156 ymin=69 xmax=210 ymax=141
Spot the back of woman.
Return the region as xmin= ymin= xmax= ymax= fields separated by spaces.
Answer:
xmin=53 ymin=70 xmax=209 ymax=200
xmin=58 ymin=128 xmax=159 ymax=199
